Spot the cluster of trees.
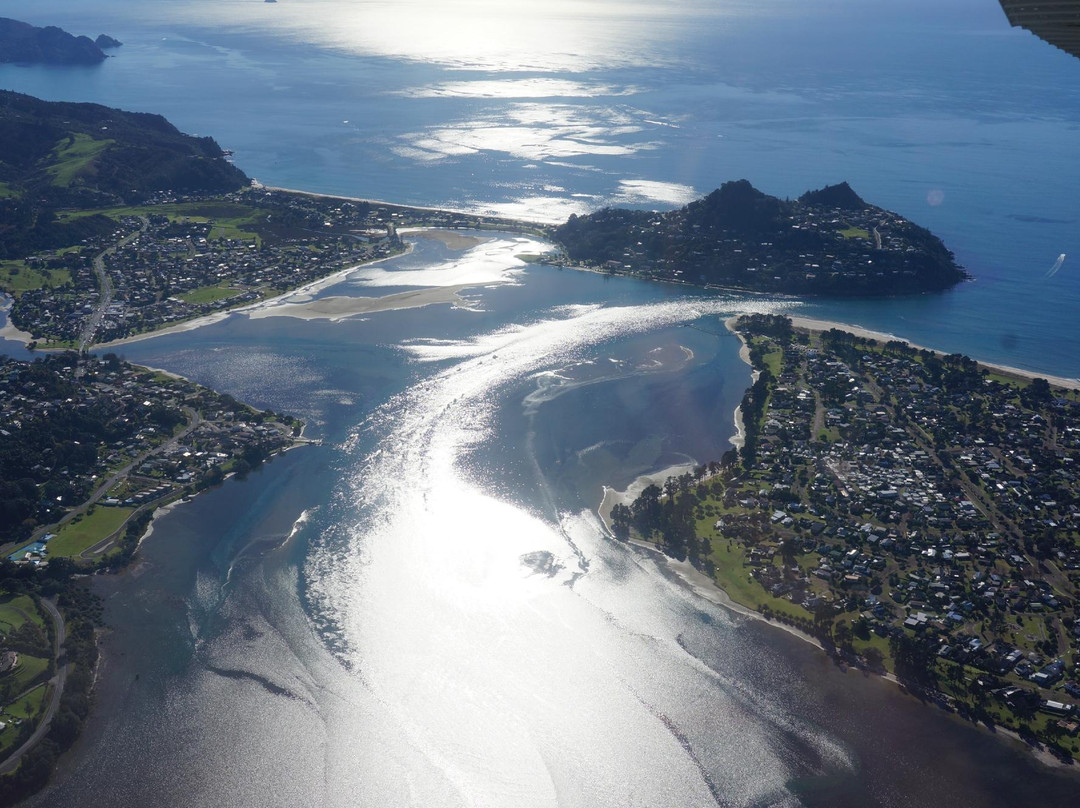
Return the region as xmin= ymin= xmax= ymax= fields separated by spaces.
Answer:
xmin=610 ymin=465 xmax=728 ymax=571
xmin=0 ymin=202 xmax=116 ymax=260
xmin=0 ymin=561 xmax=101 ymax=803
xmin=738 ymin=369 xmax=773 ymax=470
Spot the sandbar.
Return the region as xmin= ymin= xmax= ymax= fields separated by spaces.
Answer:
xmin=0 ymin=296 xmax=34 ymax=345
xmin=248 ymin=285 xmax=476 ymax=321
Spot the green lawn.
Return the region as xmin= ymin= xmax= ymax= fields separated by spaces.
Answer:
xmin=209 ymin=223 xmax=259 ymax=243
xmin=762 ymin=348 xmax=782 ymax=378
xmin=838 ymin=226 xmax=870 ymax=240
xmin=4 ymin=684 xmax=47 ymax=721
xmin=0 ymin=181 xmax=18 ymax=199
xmin=851 ymin=632 xmax=894 ymax=673
xmin=0 ymin=684 xmax=49 ymax=754
xmin=47 ymin=506 xmax=136 ymax=558
xmin=986 ymin=371 xmax=1031 ymax=390
xmin=0 ymin=655 xmax=48 ymax=698
xmin=45 ymin=133 xmax=115 ymax=187
xmin=178 ymin=283 xmax=242 ymax=304
xmin=0 ymin=262 xmax=71 ymax=296
xmin=0 ymin=595 xmax=42 ymax=637
xmin=706 ymin=540 xmax=811 ymax=623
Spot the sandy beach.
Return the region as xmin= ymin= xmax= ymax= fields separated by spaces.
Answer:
xmin=399 ymin=227 xmax=491 ymax=251
xmin=247 ymin=285 xmax=478 ymax=321
xmin=0 ymin=296 xmax=33 ymax=344
xmin=262 ymin=185 xmax=547 ymax=230
xmin=785 ymin=315 xmax=1080 ymax=391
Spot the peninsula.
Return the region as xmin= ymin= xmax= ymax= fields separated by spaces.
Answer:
xmin=554 ymin=180 xmax=967 ymax=296
xmin=0 ymin=19 xmax=118 ymax=67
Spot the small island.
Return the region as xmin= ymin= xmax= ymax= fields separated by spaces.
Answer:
xmin=0 ymin=19 xmax=118 ymax=66
xmin=553 ymin=180 xmax=968 ymax=296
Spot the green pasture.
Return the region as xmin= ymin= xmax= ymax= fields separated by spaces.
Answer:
xmin=47 ymin=507 xmax=136 ymax=558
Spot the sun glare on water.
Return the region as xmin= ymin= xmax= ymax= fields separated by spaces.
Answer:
xmin=163 ymin=0 xmax=751 ymax=72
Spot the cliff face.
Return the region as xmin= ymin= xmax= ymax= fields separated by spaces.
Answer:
xmin=0 ymin=18 xmax=108 ymax=65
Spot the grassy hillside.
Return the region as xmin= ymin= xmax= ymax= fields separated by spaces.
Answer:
xmin=0 ymin=90 xmax=249 ymax=259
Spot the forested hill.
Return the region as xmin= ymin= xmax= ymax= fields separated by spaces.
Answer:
xmin=0 ymin=18 xmax=115 ymax=66
xmin=553 ymin=180 xmax=968 ymax=296
xmin=0 ymin=91 xmax=249 ymax=258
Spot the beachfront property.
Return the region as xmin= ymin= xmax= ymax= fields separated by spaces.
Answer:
xmin=628 ymin=314 xmax=1080 ymax=760
xmin=0 ymin=353 xmax=301 ymax=566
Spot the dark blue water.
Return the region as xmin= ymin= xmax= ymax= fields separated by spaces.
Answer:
xmin=14 ymin=236 xmax=1075 ymax=807
xmin=6 ymin=3 xmax=1080 ymax=805
xmin=4 ymin=0 xmax=1080 ymax=375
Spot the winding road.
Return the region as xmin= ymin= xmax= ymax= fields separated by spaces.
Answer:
xmin=0 ymin=599 xmax=67 ymax=775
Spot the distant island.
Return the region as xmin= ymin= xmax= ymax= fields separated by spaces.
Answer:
xmin=553 ymin=180 xmax=968 ymax=296
xmin=0 ymin=18 xmax=120 ymax=66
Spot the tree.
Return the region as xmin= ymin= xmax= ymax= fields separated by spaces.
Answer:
xmin=779 ymin=537 xmax=798 ymax=567
xmin=609 ymin=504 xmax=631 ymax=541
xmin=834 ymin=619 xmax=853 ymax=653
xmin=863 ymin=646 xmax=885 ymax=671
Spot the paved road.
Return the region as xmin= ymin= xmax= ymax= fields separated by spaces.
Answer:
xmin=0 ymin=407 xmax=205 ymax=561
xmin=78 ymin=218 xmax=147 ymax=353
xmin=0 ymin=599 xmax=67 ymax=775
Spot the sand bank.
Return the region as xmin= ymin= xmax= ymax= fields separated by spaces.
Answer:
xmin=399 ymin=228 xmax=490 ymax=251
xmin=248 ymin=285 xmax=477 ymax=321
xmin=0 ymin=296 xmax=33 ymax=345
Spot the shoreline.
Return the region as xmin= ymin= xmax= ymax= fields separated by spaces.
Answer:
xmin=261 ymin=185 xmax=551 ymax=230
xmin=0 ymin=294 xmax=33 ymax=345
xmin=784 ymin=315 xmax=1080 ymax=391
xmin=596 ymin=312 xmax=1076 ymax=771
xmin=635 ymin=529 xmax=1070 ymax=769
xmin=94 ymin=244 xmax=415 ymax=350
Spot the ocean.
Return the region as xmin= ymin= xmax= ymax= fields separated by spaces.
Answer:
xmin=3 ymin=1 xmax=1080 ymax=805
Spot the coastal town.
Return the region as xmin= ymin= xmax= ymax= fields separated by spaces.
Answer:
xmin=613 ymin=313 xmax=1080 ymax=761
xmin=4 ymin=188 xmax=535 ymax=348
xmin=0 ymin=349 xmax=304 ymax=785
